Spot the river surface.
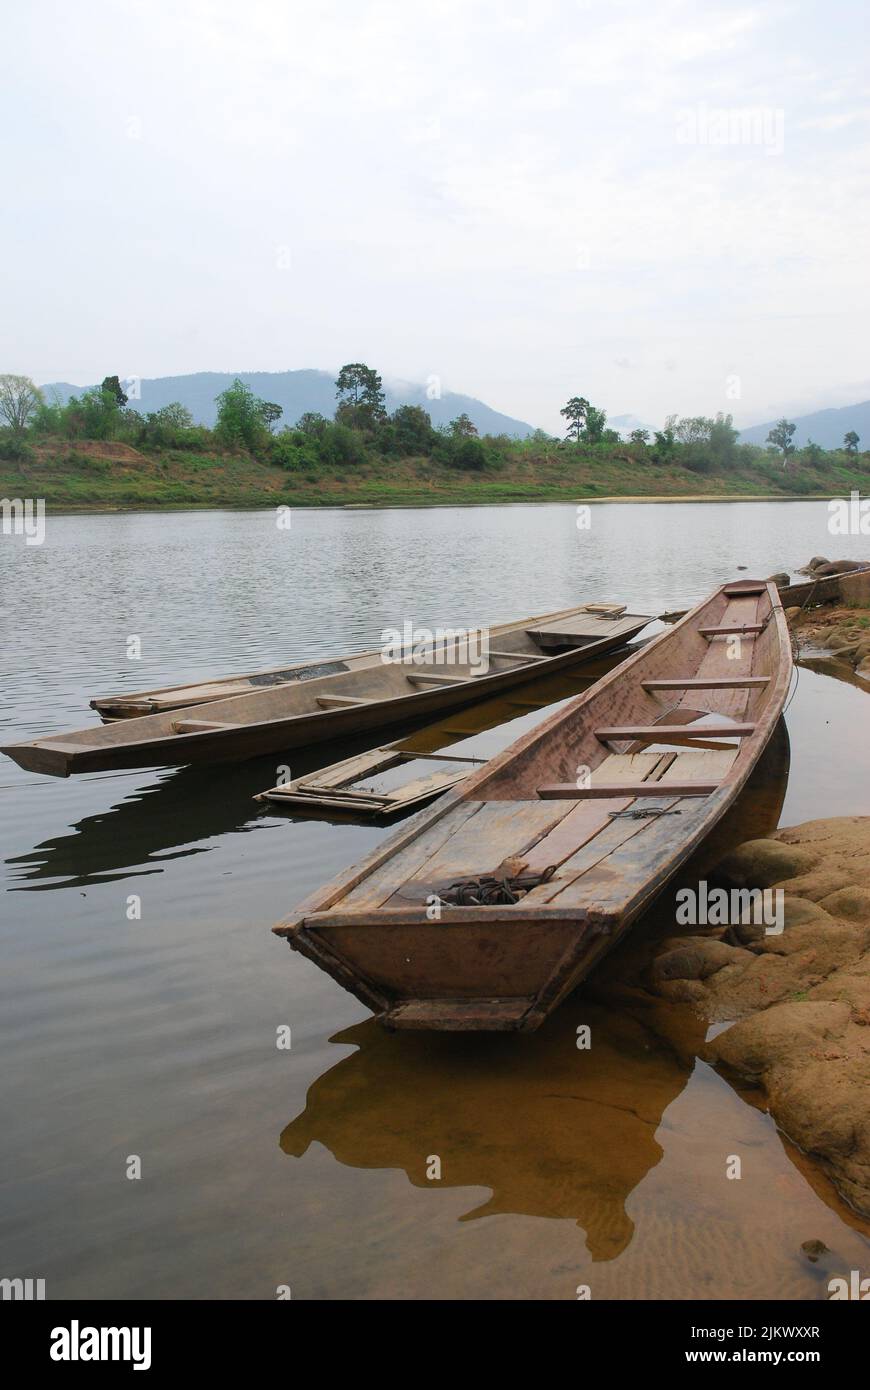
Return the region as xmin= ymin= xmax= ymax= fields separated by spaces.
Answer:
xmin=1 ymin=500 xmax=869 ymax=1299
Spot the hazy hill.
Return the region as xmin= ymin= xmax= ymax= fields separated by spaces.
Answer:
xmin=41 ymin=370 xmax=537 ymax=438
xmin=739 ymin=400 xmax=870 ymax=449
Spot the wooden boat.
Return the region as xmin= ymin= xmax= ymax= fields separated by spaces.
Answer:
xmin=272 ymin=579 xmax=791 ymax=1032
xmin=779 ymin=565 xmax=870 ymax=610
xmin=1 ymin=601 xmax=650 ymax=777
xmin=88 ymin=601 xmax=642 ymax=722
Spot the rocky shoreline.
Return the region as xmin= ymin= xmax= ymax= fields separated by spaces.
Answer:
xmin=645 ymin=819 xmax=870 ymax=1218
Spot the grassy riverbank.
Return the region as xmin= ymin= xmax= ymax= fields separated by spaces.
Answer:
xmin=4 ymin=438 xmax=870 ymax=510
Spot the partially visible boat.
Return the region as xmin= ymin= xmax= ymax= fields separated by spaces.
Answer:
xmin=272 ymin=579 xmax=791 ymax=1033
xmin=2 ymin=601 xmax=651 ymax=777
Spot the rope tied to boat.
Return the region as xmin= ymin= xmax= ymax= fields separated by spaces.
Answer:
xmin=606 ymin=807 xmax=683 ymax=819
xmin=436 ymin=865 xmax=558 ymax=907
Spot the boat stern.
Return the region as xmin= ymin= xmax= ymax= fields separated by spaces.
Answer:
xmin=278 ymin=904 xmax=605 ymax=1033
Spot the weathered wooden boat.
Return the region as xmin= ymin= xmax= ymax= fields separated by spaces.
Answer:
xmin=272 ymin=579 xmax=791 ymax=1032
xmin=662 ymin=565 xmax=870 ymax=625
xmin=1 ymin=601 xmax=650 ymax=777
xmin=88 ymin=601 xmax=641 ymax=721
xmin=779 ymin=565 xmax=870 ymax=610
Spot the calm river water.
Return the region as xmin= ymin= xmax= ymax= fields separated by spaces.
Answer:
xmin=1 ymin=500 xmax=869 ymax=1299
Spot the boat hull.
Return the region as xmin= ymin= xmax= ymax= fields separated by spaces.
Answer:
xmin=274 ymin=580 xmax=792 ymax=1031
xmin=1 ymin=619 xmax=648 ymax=777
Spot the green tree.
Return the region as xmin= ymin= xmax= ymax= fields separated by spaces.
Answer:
xmin=389 ymin=404 xmax=435 ymax=455
xmin=152 ymin=401 xmax=194 ymax=429
xmin=708 ymin=412 xmax=739 ymax=467
xmin=335 ymin=363 xmax=386 ymax=430
xmin=449 ymin=413 xmax=478 ymax=437
xmin=767 ymin=418 xmax=796 ymax=461
xmin=215 ymin=378 xmax=269 ymax=449
xmin=101 ymin=375 xmax=128 ymax=407
xmin=63 ymin=386 xmax=124 ymax=440
xmin=584 ymin=405 xmax=608 ymax=443
xmin=259 ymin=401 xmax=283 ymax=433
xmin=295 ymin=411 xmax=328 ymax=437
xmin=628 ymin=428 xmax=650 ymax=445
xmin=652 ymin=425 xmax=676 ymax=460
xmin=560 ymin=396 xmax=590 ymax=442
xmin=139 ymin=402 xmax=197 ymax=447
xmin=0 ymin=374 xmax=43 ymax=433
xmin=844 ymin=430 xmax=860 ymax=454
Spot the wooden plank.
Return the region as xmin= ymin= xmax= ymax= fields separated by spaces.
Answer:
xmin=520 ymin=796 xmax=682 ymax=905
xmin=521 ymin=797 xmax=634 ymax=871
xmin=405 ymin=673 xmax=469 ymax=686
xmin=596 ymin=722 xmax=755 ymax=743
xmin=338 ymin=801 xmax=487 ymax=911
xmin=487 ymin=649 xmax=546 ymax=662
xmin=171 ymin=719 xmax=236 ymax=733
xmin=314 ymin=695 xmax=371 ymax=709
xmin=642 ymin=676 xmax=769 ymax=690
xmin=537 ymin=781 xmax=718 ymax=798
xmin=385 ymin=997 xmax=536 ymax=1030
xmin=383 ymin=799 xmax=577 ymax=905
xmin=591 ymin=751 xmax=672 ymax=783
xmin=699 ymin=624 xmax=763 ymax=637
xmin=553 ymin=795 xmax=713 ymax=914
xmin=658 ymin=748 xmax=737 ymax=782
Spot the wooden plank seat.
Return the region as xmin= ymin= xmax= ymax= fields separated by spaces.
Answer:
xmin=642 ymin=676 xmax=769 ymax=691
xmin=699 ymin=624 xmax=763 ymax=637
xmin=538 ymin=781 xmax=720 ymax=799
xmin=537 ymin=745 xmax=738 ymax=799
xmin=172 ymin=719 xmax=237 ymax=733
xmin=405 ymin=673 xmax=471 ymax=686
xmin=595 ymin=722 xmax=755 ymax=744
xmin=487 ymin=649 xmax=547 ymax=662
xmin=314 ymin=695 xmax=372 ymax=709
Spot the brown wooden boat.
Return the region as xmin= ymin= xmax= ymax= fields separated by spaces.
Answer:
xmin=88 ymin=601 xmax=643 ymax=721
xmin=272 ymin=579 xmax=791 ymax=1032
xmin=1 ymin=601 xmax=650 ymax=777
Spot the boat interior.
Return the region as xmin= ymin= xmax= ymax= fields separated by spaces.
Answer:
xmin=291 ymin=581 xmax=787 ymax=925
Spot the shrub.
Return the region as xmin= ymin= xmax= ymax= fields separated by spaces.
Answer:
xmin=0 ymin=430 xmax=33 ymax=461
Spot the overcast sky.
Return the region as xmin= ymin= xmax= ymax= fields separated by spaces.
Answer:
xmin=2 ymin=0 xmax=868 ymax=432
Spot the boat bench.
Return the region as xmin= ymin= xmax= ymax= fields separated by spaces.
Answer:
xmin=537 ymin=747 xmax=739 ymax=799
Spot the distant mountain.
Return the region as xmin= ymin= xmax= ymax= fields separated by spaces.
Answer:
xmin=739 ymin=400 xmax=870 ymax=449
xmin=40 ymin=370 xmax=537 ymax=438
xmin=609 ymin=413 xmax=654 ymax=439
